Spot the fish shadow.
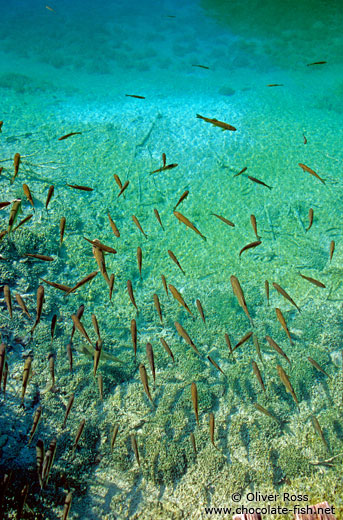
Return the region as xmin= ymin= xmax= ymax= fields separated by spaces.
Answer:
xmin=332 ymin=420 xmax=343 ymax=441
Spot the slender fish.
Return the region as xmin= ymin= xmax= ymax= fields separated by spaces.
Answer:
xmin=127 ymin=280 xmax=138 ymax=312
xmin=168 ymin=249 xmax=185 ymax=275
xmin=272 ymin=282 xmax=301 ymax=313
xmin=45 ymin=186 xmax=54 ymax=209
xmin=230 ymin=275 xmax=254 ymax=326
xmin=160 ymin=337 xmax=174 ymax=362
xmin=191 ymin=382 xmax=199 ymax=425
xmin=175 ymin=321 xmax=200 ymax=355
xmin=3 ymin=285 xmax=12 ymax=318
xmin=60 ymin=217 xmax=66 ymax=246
xmin=146 ymin=342 xmax=156 ymax=384
xmin=275 ymin=308 xmax=293 ymax=344
xmin=153 ymin=293 xmax=163 ymax=323
xmin=132 ymin=215 xmax=147 ymax=238
xmin=169 ymin=284 xmax=193 ymax=316
xmin=139 ymin=364 xmax=153 ymax=404
xmin=266 ymin=335 xmax=291 ymax=366
xmin=153 ymin=208 xmax=164 ymax=230
xmin=174 ymin=190 xmax=189 ymax=210
xmin=211 ymin=213 xmax=235 ymax=227
xmin=196 ymin=299 xmax=206 ymax=324
xmin=276 ymin=364 xmax=299 ymax=408
xmin=306 ymin=208 xmax=314 ymax=232
xmin=173 ymin=210 xmax=207 ymax=240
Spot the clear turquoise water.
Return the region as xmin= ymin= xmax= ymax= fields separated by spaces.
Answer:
xmin=1 ymin=1 xmax=343 ymax=519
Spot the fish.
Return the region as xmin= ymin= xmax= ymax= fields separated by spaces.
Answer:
xmin=225 ymin=333 xmax=233 ymax=357
xmin=62 ymin=394 xmax=74 ymax=428
xmin=175 ymin=321 xmax=200 ymax=355
xmin=58 ymin=132 xmax=82 ymax=140
xmin=84 ymin=237 xmax=117 ymax=254
xmin=117 ymin=180 xmax=129 ymax=197
xmin=306 ymin=208 xmax=314 ymax=232
xmin=125 ymin=94 xmax=145 ymax=99
xmin=91 ymin=314 xmax=101 ymax=342
xmin=153 ymin=293 xmax=163 ymax=324
xmin=73 ymin=419 xmax=85 ymax=450
xmin=71 ymin=314 xmax=93 ymax=347
xmin=0 ymin=343 xmax=6 ymax=387
xmin=196 ymin=299 xmax=206 ymax=324
xmin=252 ymin=361 xmax=265 ymax=392
xmin=111 ymin=425 xmax=119 ymax=452
xmin=191 ymin=382 xmax=199 ymax=425
xmin=0 ymin=121 xmax=3 ymax=132
xmin=250 ymin=215 xmax=260 ymax=239
xmin=93 ymin=245 xmax=110 ymax=286
xmin=93 ymin=340 xmax=102 ymax=377
xmin=211 ymin=213 xmax=235 ymax=227
xmin=150 ymin=163 xmax=178 ymax=174
xmin=168 ymin=250 xmax=185 ymax=275
xmin=247 ymin=175 xmax=272 ymax=190
xmin=36 ymin=439 xmax=45 ymax=488
xmin=207 ymin=356 xmax=225 ymax=375
xmin=13 ymin=214 xmax=34 ymax=232
xmin=22 ymin=184 xmax=34 ymax=208
xmin=45 ymin=186 xmax=54 ymax=209
xmin=276 ymin=364 xmax=299 ymax=408
xmin=41 ymin=278 xmax=72 ymax=293
xmin=51 ymin=314 xmax=57 ymax=344
xmin=196 ymin=113 xmax=236 ymax=131
xmin=26 ymin=254 xmax=54 ymax=261
xmin=113 ymin=174 xmax=123 ymax=191
xmin=330 ymin=240 xmax=335 ymax=262
xmin=71 ymin=305 xmax=85 ymax=340
xmin=253 ymin=334 xmax=263 ymax=363
xmin=11 ymin=153 xmax=21 ymax=184
xmin=3 ymin=285 xmax=12 ymax=318
xmin=21 ymin=356 xmax=32 ymax=405
xmin=267 ymin=83 xmax=284 ymax=87
xmin=303 ymin=134 xmax=307 ymax=144
xmin=272 ymin=282 xmax=301 ymax=313
xmin=307 ymin=357 xmax=330 ymax=378
xmin=46 ymin=5 xmax=55 ymax=11
xmin=131 ymin=434 xmax=140 ymax=466
xmin=2 ymin=362 xmax=6 ymax=396
xmin=28 ymin=406 xmax=42 ymax=445
xmin=66 ymin=342 xmax=73 ymax=372
xmin=139 ymin=364 xmax=153 ymax=404
xmin=127 ymin=280 xmax=138 ymax=312
xmin=174 ymin=190 xmax=189 ymax=210
xmin=17 ymin=484 xmax=29 ymax=519
xmin=307 ymin=61 xmax=327 ymax=66
xmin=137 ymin=247 xmax=142 ymax=278
xmin=265 ymin=280 xmax=270 ymax=305
xmin=146 ymin=342 xmax=156 ymax=384
xmin=161 ymin=274 xmax=168 ymax=297
xmin=230 ymin=275 xmax=254 ymax=326
xmin=275 ymin=308 xmax=293 ymax=344
xmin=298 ymin=163 xmax=325 ymax=184
xmin=108 ymin=213 xmax=120 ymax=237
xmin=234 ymin=331 xmax=253 ymax=351
xmin=169 ymin=284 xmax=193 ymax=316
xmin=66 ymin=184 xmax=93 ymax=191
xmin=153 ymin=208 xmax=164 ymax=230
xmin=190 ymin=432 xmax=197 ymax=453
xmin=62 ymin=492 xmax=72 ymax=520
xmin=239 ymin=240 xmax=262 ymax=257
xmin=192 ymin=64 xmax=210 ymax=69
xmin=66 ymin=271 xmax=99 ymax=295
xmin=253 ymin=403 xmax=280 ymax=423
xmin=311 ymin=415 xmax=328 ymax=450
xmin=173 ymin=210 xmax=206 ymax=240
xmin=30 ymin=285 xmax=44 ymax=335
xmin=60 ymin=217 xmax=66 ymax=246
xmin=41 ymin=438 xmax=57 ymax=487
xmin=131 ymin=319 xmax=137 ymax=359
xmin=298 ymin=272 xmax=326 ymax=288
xmin=109 ymin=274 xmax=114 ymax=300
xmin=162 ymin=153 xmax=166 ymax=167
xmin=132 ymin=215 xmax=147 ymax=239
xmin=266 ymin=335 xmax=291 ymax=366
xmin=209 ymin=412 xmax=216 ymax=448
xmin=0 ymin=202 xmax=11 ymax=210
xmin=160 ymin=337 xmax=174 ymax=362
xmin=8 ymin=199 xmax=22 ymax=234
xmin=233 ymin=166 xmax=247 ymax=177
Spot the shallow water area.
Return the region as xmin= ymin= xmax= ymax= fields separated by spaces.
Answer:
xmin=1 ymin=0 xmax=343 ymax=519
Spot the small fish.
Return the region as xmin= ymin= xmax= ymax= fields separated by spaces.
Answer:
xmin=272 ymin=282 xmax=301 ymax=313
xmin=146 ymin=342 xmax=156 ymax=384
xmin=109 ymin=274 xmax=114 ymax=300
xmin=252 ymin=361 xmax=265 ymax=392
xmin=71 ymin=314 xmax=93 ymax=346
xmin=211 ymin=213 xmax=235 ymax=227
xmin=253 ymin=334 xmax=263 ymax=363
xmin=8 ymin=199 xmax=22 ymax=234
xmin=307 ymin=357 xmax=330 ymax=378
xmin=161 ymin=274 xmax=168 ymax=297
xmin=66 ymin=184 xmax=93 ymax=191
xmin=303 ymin=134 xmax=307 ymax=144
xmin=26 ymin=253 xmax=54 ymax=261
xmin=0 ymin=121 xmax=3 ymax=132
xmin=276 ymin=364 xmax=299 ymax=408
xmin=66 ymin=342 xmax=73 ymax=372
xmin=125 ymin=94 xmax=145 ymax=99
xmin=162 ymin=153 xmax=166 ymax=167
xmin=21 ymin=356 xmax=32 ymax=405
xmin=22 ymin=184 xmax=34 ymax=208
xmin=247 ymin=175 xmax=272 ymax=190
xmin=28 ymin=406 xmax=42 ymax=445
xmin=0 ymin=343 xmax=6 ymax=387
xmin=62 ymin=394 xmax=74 ymax=428
xmin=190 ymin=432 xmax=197 ymax=453
xmin=250 ymin=215 xmax=260 ymax=239
xmin=209 ymin=412 xmax=216 ymax=447
xmin=239 ymin=240 xmax=262 ymax=257
xmin=131 ymin=434 xmax=140 ymax=466
xmin=71 ymin=305 xmax=85 ymax=340
xmin=137 ymin=247 xmax=142 ymax=278
xmin=60 ymin=217 xmax=66 ymax=246
xmin=3 ymin=285 xmax=12 ymax=318
xmin=132 ymin=215 xmax=147 ymax=239
xmin=153 ymin=293 xmax=163 ymax=324
xmin=66 ymin=270 xmax=99 ymax=295
xmin=192 ymin=64 xmax=210 ymax=69
xmin=58 ymin=132 xmax=82 ymax=140
xmin=265 ymin=280 xmax=270 ymax=305
xmin=173 ymin=210 xmax=206 ymax=241
xmin=207 ymin=356 xmax=225 ymax=375
xmin=153 ymin=208 xmax=164 ymax=230
xmin=307 ymin=61 xmax=327 ymax=66
xmin=62 ymin=492 xmax=72 ymax=520
xmin=127 ymin=280 xmax=138 ymax=312
xmin=84 ymin=237 xmax=117 ymax=254
xmin=298 ymin=272 xmax=326 ymax=288
xmin=117 ymin=180 xmax=129 ymax=197
xmin=306 ymin=208 xmax=314 ymax=232
xmin=111 ymin=424 xmax=119 ymax=452
xmin=113 ymin=174 xmax=123 ymax=190
xmin=191 ymin=382 xmax=199 ymax=425
xmin=275 ymin=308 xmax=293 ymax=344
xmin=254 ymin=403 xmax=280 ymax=423
xmin=196 ymin=299 xmax=206 ymax=324
xmin=266 ymin=335 xmax=291 ymax=366
xmin=107 ymin=213 xmax=120 ymax=237
xmin=48 ymin=353 xmax=55 ymax=390
xmin=93 ymin=341 xmax=102 ymax=377
xmin=41 ymin=438 xmax=57 ymax=487
xmin=169 ymin=284 xmax=193 ymax=316
xmin=2 ymin=361 xmax=7 ymax=395
xmin=91 ymin=314 xmax=101 ymax=343
xmin=298 ymin=163 xmax=325 ymax=184
xmin=139 ymin=364 xmax=153 ymax=404
xmin=30 ymin=285 xmax=44 ymax=335
xmin=45 ymin=186 xmax=54 ymax=209
xmin=17 ymin=484 xmax=29 ymax=519
xmin=234 ymin=331 xmax=253 ymax=351
xmin=230 ymin=275 xmax=254 ymax=326
xmin=12 ymin=214 xmax=33 ymax=232
xmin=51 ymin=314 xmax=57 ymax=343
xmin=131 ymin=319 xmax=137 ymax=359
xmin=0 ymin=201 xmax=11 ymax=210
xmin=150 ymin=163 xmax=178 ymax=174
xmin=168 ymin=249 xmax=185 ymax=275
xmin=11 ymin=153 xmax=21 ymax=184
xmin=267 ymin=83 xmax=284 ymax=87
xmin=175 ymin=321 xmax=200 ymax=355
xmin=174 ymin=190 xmax=189 ymax=210
xmin=36 ymin=439 xmax=45 ymax=488
xmin=41 ymin=278 xmax=72 ymax=293
xmin=225 ymin=333 xmax=233 ymax=357
xmin=73 ymin=419 xmax=85 ymax=450
xmin=233 ymin=166 xmax=247 ymax=177
xmin=160 ymin=337 xmax=174 ymax=362
xmin=330 ymin=240 xmax=335 ymax=262
xmin=196 ymin=113 xmax=236 ymax=131
xmin=311 ymin=415 xmax=328 ymax=450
